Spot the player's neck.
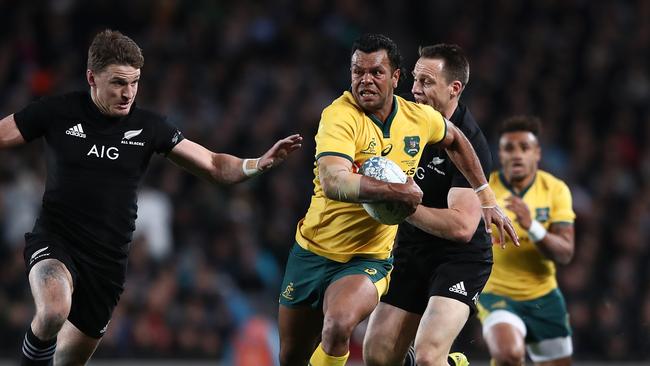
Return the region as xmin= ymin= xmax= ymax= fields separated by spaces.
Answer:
xmin=89 ymin=88 xmax=112 ymax=116
xmin=509 ymin=171 xmax=536 ymax=194
xmin=442 ymin=100 xmax=459 ymax=120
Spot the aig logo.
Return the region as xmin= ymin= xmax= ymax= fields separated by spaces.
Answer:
xmin=87 ymin=144 xmax=119 ymax=160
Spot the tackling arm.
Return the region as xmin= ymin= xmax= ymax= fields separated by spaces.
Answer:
xmin=405 ymin=187 xmax=482 ymax=243
xmin=168 ymin=134 xmax=302 ymax=185
xmin=0 ymin=114 xmax=27 ymax=148
xmin=436 ymin=120 xmax=519 ymax=246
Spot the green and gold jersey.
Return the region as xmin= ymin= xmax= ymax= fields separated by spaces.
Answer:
xmin=296 ymin=91 xmax=447 ymax=262
xmin=485 ymin=170 xmax=575 ymax=300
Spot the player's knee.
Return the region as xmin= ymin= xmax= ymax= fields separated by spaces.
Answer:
xmin=414 ymin=347 xmax=447 ymax=366
xmin=492 ymin=344 xmax=525 ymax=366
xmin=321 ymin=313 xmax=356 ymax=346
xmin=363 ymin=338 xmax=399 ymax=366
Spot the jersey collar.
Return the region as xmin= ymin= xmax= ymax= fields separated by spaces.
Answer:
xmin=498 ymin=170 xmax=537 ymax=197
xmin=366 ymin=96 xmax=397 ymax=138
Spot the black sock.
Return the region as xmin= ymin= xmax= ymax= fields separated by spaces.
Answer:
xmin=403 ymin=344 xmax=416 ymax=366
xmin=20 ymin=327 xmax=56 ymax=366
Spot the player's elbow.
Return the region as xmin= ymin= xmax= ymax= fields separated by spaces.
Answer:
xmin=556 ymin=247 xmax=575 ymax=265
xmin=449 ymin=224 xmax=475 ymax=243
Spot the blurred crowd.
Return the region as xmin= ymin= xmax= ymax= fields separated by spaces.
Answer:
xmin=0 ymin=0 xmax=649 ymax=363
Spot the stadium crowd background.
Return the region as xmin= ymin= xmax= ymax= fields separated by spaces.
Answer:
xmin=1 ymin=0 xmax=649 ymax=363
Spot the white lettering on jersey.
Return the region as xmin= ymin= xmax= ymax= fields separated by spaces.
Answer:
xmin=87 ymin=145 xmax=120 ymax=160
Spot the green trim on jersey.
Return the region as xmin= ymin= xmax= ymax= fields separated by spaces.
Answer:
xmin=367 ymin=96 xmax=398 ymax=138
xmin=316 ymin=151 xmax=354 ymax=163
xmin=499 ymin=171 xmax=537 ymax=197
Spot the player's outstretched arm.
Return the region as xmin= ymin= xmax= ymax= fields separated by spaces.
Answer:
xmin=436 ymin=120 xmax=519 ymax=247
xmin=168 ymin=134 xmax=302 ymax=185
xmin=406 ymin=187 xmax=482 ymax=243
xmin=0 ymin=115 xmax=27 ymax=148
xmin=318 ymin=155 xmax=422 ymax=212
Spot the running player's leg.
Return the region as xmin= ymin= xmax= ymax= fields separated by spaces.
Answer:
xmin=278 ymin=305 xmax=323 ymax=366
xmin=363 ymin=302 xmax=420 ymax=366
xmin=483 ymin=312 xmax=526 ymax=366
xmin=413 ymin=296 xmax=469 ymax=366
xmin=22 ymin=259 xmax=73 ymax=365
xmin=312 ymin=274 xmax=378 ymax=366
xmin=54 ymin=321 xmax=101 ymax=365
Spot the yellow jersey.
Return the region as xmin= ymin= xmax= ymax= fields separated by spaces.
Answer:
xmin=484 ymin=170 xmax=575 ymax=300
xmin=295 ymin=91 xmax=447 ymax=262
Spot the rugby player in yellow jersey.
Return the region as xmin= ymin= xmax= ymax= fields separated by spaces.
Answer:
xmin=278 ymin=33 xmax=518 ymax=366
xmin=478 ymin=116 xmax=575 ymax=366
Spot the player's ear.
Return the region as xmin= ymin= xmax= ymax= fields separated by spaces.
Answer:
xmin=86 ymin=69 xmax=96 ymax=87
xmin=392 ymin=68 xmax=400 ymax=88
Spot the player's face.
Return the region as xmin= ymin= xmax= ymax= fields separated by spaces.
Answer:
xmin=87 ymin=64 xmax=140 ymax=117
xmin=499 ymin=131 xmax=541 ymax=183
xmin=411 ymin=57 xmax=454 ymax=112
xmin=350 ymin=50 xmax=399 ymax=114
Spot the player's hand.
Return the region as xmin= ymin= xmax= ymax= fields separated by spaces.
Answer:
xmin=482 ymin=205 xmax=519 ymax=248
xmin=390 ymin=177 xmax=423 ymax=214
xmin=477 ymin=186 xmax=519 ymax=248
xmin=258 ymin=134 xmax=303 ymax=171
xmin=505 ymin=195 xmax=532 ymax=230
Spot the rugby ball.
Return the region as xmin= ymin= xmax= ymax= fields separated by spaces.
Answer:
xmin=359 ymin=156 xmax=411 ymax=225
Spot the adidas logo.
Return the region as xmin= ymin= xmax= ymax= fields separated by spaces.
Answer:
xmin=66 ymin=123 xmax=86 ymax=138
xmin=449 ymin=281 xmax=468 ymax=296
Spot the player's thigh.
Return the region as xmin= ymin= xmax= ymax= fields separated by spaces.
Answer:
xmin=414 ymin=296 xmax=469 ymax=353
xmin=363 ymin=302 xmax=420 ymax=364
xmin=54 ymin=320 xmax=101 ymax=366
xmin=324 ymin=274 xmax=380 ymax=322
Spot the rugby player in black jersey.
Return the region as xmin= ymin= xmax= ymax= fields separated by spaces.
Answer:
xmin=0 ymin=29 xmax=302 ymax=365
xmin=363 ymin=44 xmax=493 ymax=366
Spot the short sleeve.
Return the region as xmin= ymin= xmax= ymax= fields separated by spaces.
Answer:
xmin=450 ymin=127 xmax=492 ymax=188
xmin=154 ymin=117 xmax=184 ymax=155
xmin=423 ymin=106 xmax=447 ymax=145
xmin=13 ymin=97 xmax=57 ymax=141
xmin=315 ymin=106 xmax=357 ymax=163
xmin=550 ymin=181 xmax=575 ymax=224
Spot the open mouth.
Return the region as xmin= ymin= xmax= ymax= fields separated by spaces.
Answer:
xmin=359 ymin=90 xmax=378 ymax=99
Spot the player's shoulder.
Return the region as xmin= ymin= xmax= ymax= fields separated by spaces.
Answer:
xmin=29 ymin=91 xmax=87 ymax=111
xmin=396 ymin=95 xmax=437 ymax=117
xmin=452 ymin=104 xmax=482 ymax=138
xmin=536 ymin=170 xmax=568 ymax=188
xmin=129 ymin=105 xmax=167 ymax=125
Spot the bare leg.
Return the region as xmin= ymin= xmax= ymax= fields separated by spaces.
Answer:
xmin=485 ymin=323 xmax=526 ymax=366
xmin=363 ymin=302 xmax=420 ymax=366
xmin=413 ymin=296 xmax=469 ymax=366
xmin=320 ymin=274 xmax=379 ymax=356
xmin=278 ymin=305 xmax=323 ymax=366
xmin=54 ymin=320 xmax=101 ymax=366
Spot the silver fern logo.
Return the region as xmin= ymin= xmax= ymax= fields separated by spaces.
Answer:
xmin=123 ymin=129 xmax=143 ymax=140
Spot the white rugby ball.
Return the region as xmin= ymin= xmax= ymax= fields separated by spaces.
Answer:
xmin=359 ymin=156 xmax=411 ymax=225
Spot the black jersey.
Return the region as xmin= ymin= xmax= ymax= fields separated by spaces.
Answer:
xmin=14 ymin=91 xmax=183 ymax=270
xmin=397 ymin=104 xmax=492 ymax=249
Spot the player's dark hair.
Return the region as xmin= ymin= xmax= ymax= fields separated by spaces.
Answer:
xmin=498 ymin=115 xmax=542 ymax=138
xmin=351 ymin=33 xmax=402 ymax=73
xmin=418 ymin=44 xmax=469 ymax=86
xmin=87 ymin=29 xmax=144 ymax=72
